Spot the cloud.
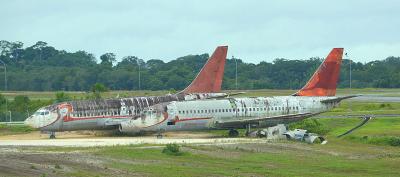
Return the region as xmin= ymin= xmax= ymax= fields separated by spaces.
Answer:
xmin=0 ymin=0 xmax=399 ymax=63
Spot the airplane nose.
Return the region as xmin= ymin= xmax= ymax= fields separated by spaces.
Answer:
xmin=24 ymin=116 xmax=36 ymax=128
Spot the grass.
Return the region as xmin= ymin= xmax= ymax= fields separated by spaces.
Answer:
xmin=316 ymin=117 xmax=400 ymax=148
xmin=0 ymin=124 xmax=35 ymax=136
xmin=92 ymin=143 xmax=400 ymax=177
xmin=320 ymin=101 xmax=400 ymax=116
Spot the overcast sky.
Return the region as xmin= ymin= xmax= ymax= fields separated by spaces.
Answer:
xmin=1 ymin=0 xmax=399 ymax=63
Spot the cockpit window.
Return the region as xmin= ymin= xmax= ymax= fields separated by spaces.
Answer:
xmin=34 ymin=110 xmax=49 ymax=116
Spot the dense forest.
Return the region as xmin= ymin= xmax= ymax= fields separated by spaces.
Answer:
xmin=1 ymin=40 xmax=400 ymax=92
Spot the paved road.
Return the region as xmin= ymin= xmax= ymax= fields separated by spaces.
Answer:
xmin=0 ymin=137 xmax=264 ymax=147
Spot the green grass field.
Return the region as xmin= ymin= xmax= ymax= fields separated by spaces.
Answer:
xmin=320 ymin=101 xmax=400 ymax=115
xmin=0 ymin=124 xmax=35 ymax=136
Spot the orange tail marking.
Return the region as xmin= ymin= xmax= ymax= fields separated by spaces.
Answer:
xmin=182 ymin=46 xmax=228 ymax=93
xmin=294 ymin=48 xmax=344 ymax=96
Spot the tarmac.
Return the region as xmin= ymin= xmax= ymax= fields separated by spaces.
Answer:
xmin=0 ymin=137 xmax=264 ymax=147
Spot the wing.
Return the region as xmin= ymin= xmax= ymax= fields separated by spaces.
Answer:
xmin=213 ymin=112 xmax=316 ymax=129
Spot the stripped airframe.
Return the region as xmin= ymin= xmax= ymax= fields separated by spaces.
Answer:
xmin=24 ymin=46 xmax=229 ymax=138
xmin=117 ymin=48 xmax=353 ymax=137
xmin=26 ymin=48 xmax=355 ymax=140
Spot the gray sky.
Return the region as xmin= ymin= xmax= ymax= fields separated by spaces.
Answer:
xmin=1 ymin=0 xmax=399 ymax=63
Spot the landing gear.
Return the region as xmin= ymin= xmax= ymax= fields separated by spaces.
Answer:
xmin=156 ymin=129 xmax=164 ymax=139
xmin=49 ymin=132 xmax=56 ymax=139
xmin=156 ymin=133 xmax=163 ymax=139
xmin=245 ymin=124 xmax=251 ymax=136
xmin=228 ymin=129 xmax=239 ymax=137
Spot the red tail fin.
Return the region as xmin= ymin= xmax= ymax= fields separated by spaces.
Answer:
xmin=294 ymin=48 xmax=344 ymax=96
xmin=182 ymin=46 xmax=228 ymax=93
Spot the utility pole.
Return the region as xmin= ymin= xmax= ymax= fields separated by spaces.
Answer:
xmin=0 ymin=59 xmax=7 ymax=122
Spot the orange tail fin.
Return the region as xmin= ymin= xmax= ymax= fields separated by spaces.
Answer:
xmin=182 ymin=46 xmax=228 ymax=93
xmin=293 ymin=48 xmax=344 ymax=96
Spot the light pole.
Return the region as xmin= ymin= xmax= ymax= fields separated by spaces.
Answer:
xmin=233 ymin=56 xmax=238 ymax=90
xmin=346 ymin=53 xmax=352 ymax=112
xmin=138 ymin=60 xmax=141 ymax=90
xmin=0 ymin=59 xmax=7 ymax=122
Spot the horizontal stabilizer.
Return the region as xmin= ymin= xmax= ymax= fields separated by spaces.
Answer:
xmin=320 ymin=95 xmax=360 ymax=104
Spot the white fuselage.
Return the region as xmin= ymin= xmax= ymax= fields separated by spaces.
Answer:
xmin=24 ymin=93 xmax=228 ymax=131
xmin=119 ymin=96 xmax=338 ymax=133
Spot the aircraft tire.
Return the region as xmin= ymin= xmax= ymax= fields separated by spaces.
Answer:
xmin=228 ymin=129 xmax=239 ymax=137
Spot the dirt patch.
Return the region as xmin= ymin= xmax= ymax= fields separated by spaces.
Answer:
xmin=0 ymin=147 xmax=143 ymax=177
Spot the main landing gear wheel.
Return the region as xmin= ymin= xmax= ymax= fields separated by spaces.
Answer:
xmin=228 ymin=129 xmax=239 ymax=137
xmin=156 ymin=129 xmax=164 ymax=139
xmin=49 ymin=132 xmax=56 ymax=139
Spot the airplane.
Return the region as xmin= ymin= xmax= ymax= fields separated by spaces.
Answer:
xmin=115 ymin=48 xmax=355 ymax=137
xmin=24 ymin=46 xmax=229 ymax=138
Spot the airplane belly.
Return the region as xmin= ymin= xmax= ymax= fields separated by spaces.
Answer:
xmin=61 ymin=119 xmax=100 ymax=131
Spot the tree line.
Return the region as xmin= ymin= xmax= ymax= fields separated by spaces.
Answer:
xmin=1 ymin=40 xmax=400 ymax=92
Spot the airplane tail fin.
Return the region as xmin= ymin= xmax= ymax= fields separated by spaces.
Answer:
xmin=293 ymin=48 xmax=344 ymax=96
xmin=182 ymin=46 xmax=228 ymax=93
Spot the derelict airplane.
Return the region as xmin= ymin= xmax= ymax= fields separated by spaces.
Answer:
xmin=24 ymin=46 xmax=229 ymax=138
xmin=115 ymin=48 xmax=356 ymax=137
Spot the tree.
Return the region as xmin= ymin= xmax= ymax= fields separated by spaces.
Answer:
xmin=55 ymin=92 xmax=71 ymax=103
xmin=100 ymin=53 xmax=116 ymax=67
xmin=90 ymin=83 xmax=109 ymax=99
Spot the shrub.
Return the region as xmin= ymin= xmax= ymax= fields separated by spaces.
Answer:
xmin=288 ymin=119 xmax=330 ymax=135
xmin=162 ymin=143 xmax=183 ymax=156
